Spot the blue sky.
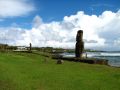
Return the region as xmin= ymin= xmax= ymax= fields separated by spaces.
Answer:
xmin=0 ymin=0 xmax=120 ymax=50
xmin=0 ymin=0 xmax=120 ymax=28
xmin=35 ymin=0 xmax=120 ymax=21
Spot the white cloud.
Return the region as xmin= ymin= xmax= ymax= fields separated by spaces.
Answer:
xmin=0 ymin=0 xmax=35 ymax=18
xmin=0 ymin=10 xmax=120 ymax=51
xmin=33 ymin=15 xmax=43 ymax=28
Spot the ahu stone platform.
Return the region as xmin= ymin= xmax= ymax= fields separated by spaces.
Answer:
xmin=52 ymin=55 xmax=108 ymax=65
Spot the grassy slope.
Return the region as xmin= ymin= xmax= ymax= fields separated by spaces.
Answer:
xmin=0 ymin=52 xmax=119 ymax=90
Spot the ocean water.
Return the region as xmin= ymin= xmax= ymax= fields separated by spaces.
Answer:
xmin=61 ymin=52 xmax=120 ymax=67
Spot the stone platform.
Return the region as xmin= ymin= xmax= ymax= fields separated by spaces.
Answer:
xmin=52 ymin=55 xmax=108 ymax=65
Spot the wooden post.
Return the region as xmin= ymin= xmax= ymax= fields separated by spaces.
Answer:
xmin=75 ymin=30 xmax=84 ymax=58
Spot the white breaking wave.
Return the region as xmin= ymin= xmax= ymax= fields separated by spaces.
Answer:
xmin=87 ymin=52 xmax=120 ymax=57
xmin=62 ymin=52 xmax=120 ymax=57
xmin=100 ymin=53 xmax=120 ymax=56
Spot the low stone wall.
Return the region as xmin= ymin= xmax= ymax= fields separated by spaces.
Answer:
xmin=52 ymin=55 xmax=108 ymax=65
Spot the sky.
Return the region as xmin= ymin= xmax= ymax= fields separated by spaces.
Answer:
xmin=0 ymin=0 xmax=120 ymax=51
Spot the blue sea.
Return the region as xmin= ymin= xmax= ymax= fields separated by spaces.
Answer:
xmin=61 ymin=52 xmax=120 ymax=67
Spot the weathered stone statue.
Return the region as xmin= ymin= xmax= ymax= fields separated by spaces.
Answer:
xmin=75 ymin=30 xmax=84 ymax=58
xmin=29 ymin=43 xmax=32 ymax=51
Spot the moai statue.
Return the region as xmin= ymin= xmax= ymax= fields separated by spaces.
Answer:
xmin=29 ymin=43 xmax=32 ymax=51
xmin=75 ymin=30 xmax=84 ymax=58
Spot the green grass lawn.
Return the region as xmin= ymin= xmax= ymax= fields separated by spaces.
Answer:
xmin=0 ymin=52 xmax=120 ymax=90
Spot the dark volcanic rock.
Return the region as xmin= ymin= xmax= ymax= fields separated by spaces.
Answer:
xmin=57 ymin=59 xmax=63 ymax=64
xmin=75 ymin=30 xmax=84 ymax=58
xmin=29 ymin=43 xmax=32 ymax=51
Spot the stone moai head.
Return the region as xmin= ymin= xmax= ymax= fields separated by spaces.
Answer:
xmin=76 ymin=30 xmax=83 ymax=42
xmin=30 ymin=43 xmax=31 ymax=46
